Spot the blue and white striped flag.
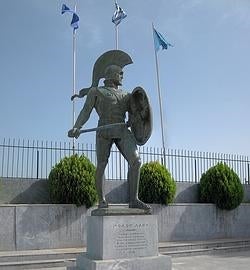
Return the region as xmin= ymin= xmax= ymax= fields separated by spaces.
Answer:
xmin=71 ymin=13 xmax=79 ymax=30
xmin=112 ymin=2 xmax=127 ymax=26
xmin=61 ymin=4 xmax=79 ymax=30
xmin=153 ymin=27 xmax=173 ymax=52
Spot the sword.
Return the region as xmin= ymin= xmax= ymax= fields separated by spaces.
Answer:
xmin=79 ymin=122 xmax=128 ymax=134
xmin=68 ymin=123 xmax=129 ymax=138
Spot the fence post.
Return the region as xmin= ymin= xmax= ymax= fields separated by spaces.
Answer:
xmin=36 ymin=150 xmax=39 ymax=179
xmin=119 ymin=153 xmax=122 ymax=180
xmin=194 ymin=159 xmax=197 ymax=183
xmin=247 ymin=163 xmax=250 ymax=185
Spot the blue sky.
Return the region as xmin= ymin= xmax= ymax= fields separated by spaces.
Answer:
xmin=1 ymin=0 xmax=250 ymax=156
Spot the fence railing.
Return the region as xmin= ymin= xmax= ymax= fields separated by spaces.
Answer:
xmin=0 ymin=138 xmax=250 ymax=184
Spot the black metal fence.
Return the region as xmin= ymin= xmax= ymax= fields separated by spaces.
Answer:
xmin=0 ymin=138 xmax=250 ymax=184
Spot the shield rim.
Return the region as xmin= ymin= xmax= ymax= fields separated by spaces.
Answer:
xmin=129 ymin=86 xmax=153 ymax=146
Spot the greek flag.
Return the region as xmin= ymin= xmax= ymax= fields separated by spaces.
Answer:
xmin=71 ymin=13 xmax=79 ymax=30
xmin=112 ymin=2 xmax=127 ymax=26
xmin=153 ymin=27 xmax=173 ymax=52
xmin=61 ymin=4 xmax=73 ymax=14
xmin=61 ymin=4 xmax=79 ymax=30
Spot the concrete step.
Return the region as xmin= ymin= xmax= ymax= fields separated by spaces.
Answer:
xmin=0 ymin=248 xmax=81 ymax=269
xmin=0 ymin=248 xmax=84 ymax=263
xmin=0 ymin=258 xmax=75 ymax=270
xmin=160 ymin=239 xmax=250 ymax=257
xmin=34 ymin=268 xmax=68 ymax=270
xmin=162 ymin=245 xmax=250 ymax=257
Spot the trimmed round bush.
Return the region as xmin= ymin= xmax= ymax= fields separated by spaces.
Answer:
xmin=139 ymin=161 xmax=176 ymax=204
xmin=199 ymin=162 xmax=244 ymax=210
xmin=48 ymin=154 xmax=97 ymax=208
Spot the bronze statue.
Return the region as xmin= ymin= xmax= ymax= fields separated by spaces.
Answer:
xmin=68 ymin=50 xmax=152 ymax=210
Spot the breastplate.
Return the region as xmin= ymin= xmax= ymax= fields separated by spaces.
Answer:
xmin=96 ymin=87 xmax=128 ymax=125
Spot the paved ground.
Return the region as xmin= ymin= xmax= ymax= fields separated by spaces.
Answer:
xmin=172 ymin=250 xmax=250 ymax=270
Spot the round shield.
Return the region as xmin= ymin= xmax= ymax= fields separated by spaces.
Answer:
xmin=129 ymin=87 xmax=153 ymax=146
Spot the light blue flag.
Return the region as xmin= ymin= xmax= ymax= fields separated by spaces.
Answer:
xmin=112 ymin=2 xmax=127 ymax=26
xmin=153 ymin=27 xmax=173 ymax=52
xmin=61 ymin=4 xmax=79 ymax=30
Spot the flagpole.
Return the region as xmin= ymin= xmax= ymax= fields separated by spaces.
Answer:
xmin=115 ymin=22 xmax=122 ymax=177
xmin=152 ymin=23 xmax=166 ymax=166
xmin=72 ymin=4 xmax=77 ymax=154
xmin=115 ymin=25 xmax=119 ymax=49
xmin=114 ymin=0 xmax=118 ymax=49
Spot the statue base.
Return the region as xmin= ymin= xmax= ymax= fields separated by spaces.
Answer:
xmin=71 ymin=214 xmax=171 ymax=270
xmin=75 ymin=253 xmax=171 ymax=270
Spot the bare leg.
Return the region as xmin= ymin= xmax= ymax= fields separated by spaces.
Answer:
xmin=95 ymin=161 xmax=108 ymax=208
xmin=96 ymin=135 xmax=112 ymax=208
xmin=128 ymin=158 xmax=151 ymax=210
xmin=115 ymin=134 xmax=151 ymax=210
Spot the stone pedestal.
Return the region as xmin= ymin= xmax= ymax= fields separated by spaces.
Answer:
xmin=76 ymin=253 xmax=171 ymax=270
xmin=74 ymin=213 xmax=171 ymax=270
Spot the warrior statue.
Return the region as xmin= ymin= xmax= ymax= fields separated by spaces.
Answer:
xmin=68 ymin=50 xmax=152 ymax=210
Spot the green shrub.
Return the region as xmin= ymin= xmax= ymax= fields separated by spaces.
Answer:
xmin=48 ymin=154 xmax=97 ymax=208
xmin=139 ymin=161 xmax=176 ymax=204
xmin=199 ymin=163 xmax=244 ymax=210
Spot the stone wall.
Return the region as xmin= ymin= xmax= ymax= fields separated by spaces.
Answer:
xmin=0 ymin=204 xmax=88 ymax=251
xmin=153 ymin=203 xmax=250 ymax=241
xmin=1 ymin=178 xmax=250 ymax=204
xmin=0 ymin=178 xmax=50 ymax=204
xmin=0 ymin=203 xmax=250 ymax=251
